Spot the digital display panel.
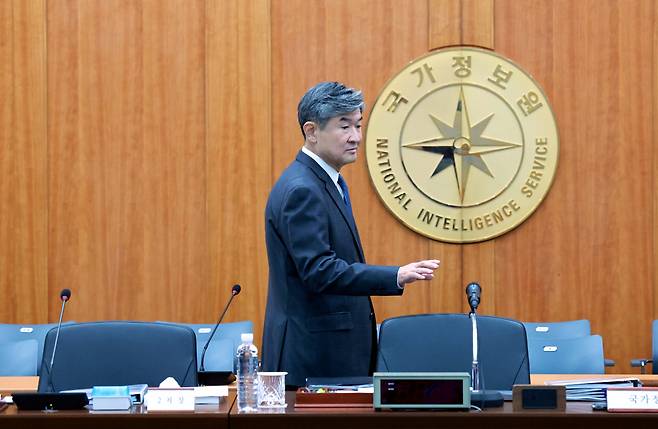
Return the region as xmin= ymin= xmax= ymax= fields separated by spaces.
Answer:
xmin=522 ymin=389 xmax=557 ymax=409
xmin=379 ymin=379 xmax=464 ymax=405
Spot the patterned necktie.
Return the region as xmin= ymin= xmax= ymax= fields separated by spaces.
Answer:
xmin=337 ymin=175 xmax=352 ymax=213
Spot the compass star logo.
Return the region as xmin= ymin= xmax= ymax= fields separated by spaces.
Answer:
xmin=403 ymin=87 xmax=521 ymax=203
xmin=365 ymin=47 xmax=559 ymax=243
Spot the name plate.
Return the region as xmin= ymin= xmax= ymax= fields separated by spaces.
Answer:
xmin=607 ymin=387 xmax=658 ymax=412
xmin=145 ymin=388 xmax=195 ymax=411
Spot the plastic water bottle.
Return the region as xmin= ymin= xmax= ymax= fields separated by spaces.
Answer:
xmin=236 ymin=332 xmax=259 ymax=412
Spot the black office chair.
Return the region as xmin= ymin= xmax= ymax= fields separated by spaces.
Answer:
xmin=38 ymin=321 xmax=198 ymax=392
xmin=376 ymin=313 xmax=529 ymax=391
xmin=631 ymin=320 xmax=658 ymax=374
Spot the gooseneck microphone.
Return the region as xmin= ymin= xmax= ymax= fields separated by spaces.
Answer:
xmin=50 ymin=288 xmax=71 ymax=367
xmin=463 ymin=282 xmax=503 ymax=408
xmin=199 ymin=284 xmax=242 ymax=372
xmin=465 ymin=282 xmax=481 ymax=314
xmin=465 ymin=282 xmax=482 ymax=393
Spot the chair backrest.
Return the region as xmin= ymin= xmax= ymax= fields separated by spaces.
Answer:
xmin=523 ymin=320 xmax=591 ymax=340
xmin=0 ymin=322 xmax=74 ymax=375
xmin=0 ymin=339 xmax=39 ymax=376
xmin=653 ymin=320 xmax=658 ymax=374
xmin=376 ymin=313 xmax=529 ymax=391
xmin=527 ymin=335 xmax=605 ymax=374
xmin=158 ymin=320 xmax=253 ymax=372
xmin=37 ymin=321 xmax=198 ymax=392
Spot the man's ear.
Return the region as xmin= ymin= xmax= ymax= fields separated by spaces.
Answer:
xmin=303 ymin=121 xmax=318 ymax=143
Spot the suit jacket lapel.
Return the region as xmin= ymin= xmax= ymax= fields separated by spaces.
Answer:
xmin=296 ymin=151 xmax=365 ymax=261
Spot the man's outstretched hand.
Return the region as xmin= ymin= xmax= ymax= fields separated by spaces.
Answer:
xmin=397 ymin=259 xmax=441 ymax=286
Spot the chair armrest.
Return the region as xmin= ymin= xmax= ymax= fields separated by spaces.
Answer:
xmin=630 ymin=358 xmax=652 ymax=374
xmin=630 ymin=358 xmax=652 ymax=367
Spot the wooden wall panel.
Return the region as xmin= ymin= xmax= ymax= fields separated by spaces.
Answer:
xmin=271 ymin=0 xmax=444 ymax=324
xmin=430 ymin=0 xmax=460 ymax=48
xmin=612 ymin=0 xmax=656 ymax=370
xmin=0 ymin=0 xmax=47 ymax=323
xmin=47 ymin=0 xmax=207 ymax=322
xmin=457 ymin=0 xmax=496 ymax=314
xmin=141 ymin=0 xmax=207 ymax=322
xmin=490 ymin=0 xmax=567 ymax=321
xmin=455 ymin=0 xmax=497 ymax=314
xmin=429 ymin=0 xmax=493 ymax=49
xmin=428 ymin=0 xmax=496 ymax=314
xmin=461 ymin=0 xmax=493 ymax=47
xmin=0 ymin=0 xmax=656 ymax=375
xmin=494 ymin=0 xmax=655 ymax=371
xmin=427 ymin=0 xmax=465 ymax=313
xmin=207 ymin=0 xmax=271 ymax=338
xmin=655 ymin=0 xmax=658 ymax=328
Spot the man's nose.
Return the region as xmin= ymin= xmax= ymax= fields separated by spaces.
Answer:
xmin=349 ymin=127 xmax=362 ymax=143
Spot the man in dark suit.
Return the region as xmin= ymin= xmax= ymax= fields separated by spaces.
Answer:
xmin=262 ymin=82 xmax=440 ymax=388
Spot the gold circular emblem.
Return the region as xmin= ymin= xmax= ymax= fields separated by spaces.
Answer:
xmin=365 ymin=46 xmax=559 ymax=243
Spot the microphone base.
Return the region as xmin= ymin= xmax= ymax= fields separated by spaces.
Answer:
xmin=470 ymin=390 xmax=504 ymax=408
xmin=12 ymin=392 xmax=89 ymax=410
xmin=197 ymin=371 xmax=236 ymax=386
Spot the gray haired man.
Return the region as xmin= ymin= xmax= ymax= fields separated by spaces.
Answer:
xmin=261 ymin=81 xmax=440 ymax=388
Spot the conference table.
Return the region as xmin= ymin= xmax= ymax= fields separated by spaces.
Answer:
xmin=0 ymin=392 xmax=234 ymax=429
xmin=230 ymin=391 xmax=658 ymax=429
xmin=2 ymin=375 xmax=658 ymax=428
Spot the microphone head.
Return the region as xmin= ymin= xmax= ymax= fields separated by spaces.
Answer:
xmin=231 ymin=284 xmax=241 ymax=296
xmin=60 ymin=288 xmax=72 ymax=301
xmin=465 ymin=282 xmax=481 ymax=295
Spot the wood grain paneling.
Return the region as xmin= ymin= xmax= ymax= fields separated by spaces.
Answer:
xmin=604 ymin=0 xmax=654 ymax=371
xmin=271 ymin=0 xmax=441 ymax=323
xmin=0 ymin=0 xmax=48 ymax=323
xmin=458 ymin=0 xmax=496 ymax=314
xmin=47 ymin=0 xmax=207 ymax=322
xmin=428 ymin=0 xmax=496 ymax=314
xmin=207 ymin=0 xmax=270 ymax=340
xmin=495 ymin=0 xmax=654 ymax=372
xmin=141 ymin=0 xmax=207 ymax=322
xmin=429 ymin=0 xmax=493 ymax=49
xmin=430 ymin=0 xmax=461 ymax=49
xmin=491 ymin=0 xmax=565 ymax=322
xmin=427 ymin=0 xmax=464 ymax=314
xmin=655 ymin=0 xmax=658 ymax=329
xmin=461 ymin=0 xmax=493 ymax=47
xmin=0 ymin=0 xmax=656 ymax=375
xmin=355 ymin=1 xmax=437 ymax=320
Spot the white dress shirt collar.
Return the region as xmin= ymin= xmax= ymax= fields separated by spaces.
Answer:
xmin=301 ymin=146 xmax=343 ymax=197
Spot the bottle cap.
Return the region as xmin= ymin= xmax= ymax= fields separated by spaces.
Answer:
xmin=241 ymin=333 xmax=254 ymax=343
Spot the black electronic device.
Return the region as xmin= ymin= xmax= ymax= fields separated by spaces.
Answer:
xmin=12 ymin=392 xmax=89 ymax=411
xmin=512 ymin=385 xmax=566 ymax=411
xmin=197 ymin=371 xmax=236 ymax=386
xmin=373 ymin=372 xmax=471 ymax=410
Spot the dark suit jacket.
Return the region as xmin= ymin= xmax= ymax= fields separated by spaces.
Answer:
xmin=262 ymin=151 xmax=402 ymax=387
